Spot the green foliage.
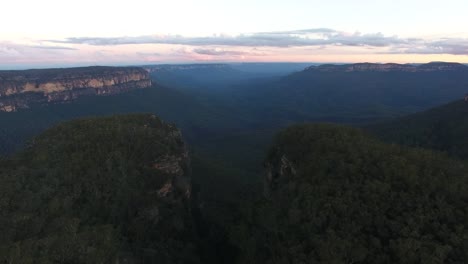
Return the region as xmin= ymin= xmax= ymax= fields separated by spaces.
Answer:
xmin=2 ymin=67 xmax=468 ymax=263
xmin=231 ymin=124 xmax=468 ymax=263
xmin=368 ymin=99 xmax=468 ymax=160
xmin=0 ymin=114 xmax=199 ymax=263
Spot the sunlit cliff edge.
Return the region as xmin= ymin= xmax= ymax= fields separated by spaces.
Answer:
xmin=0 ymin=66 xmax=151 ymax=112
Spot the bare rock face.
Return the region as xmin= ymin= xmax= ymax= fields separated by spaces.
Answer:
xmin=0 ymin=66 xmax=151 ymax=111
xmin=264 ymin=153 xmax=297 ymax=197
xmin=154 ymin=155 xmax=191 ymax=198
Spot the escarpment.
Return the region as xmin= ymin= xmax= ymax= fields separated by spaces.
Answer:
xmin=0 ymin=66 xmax=151 ymax=112
xmin=303 ymin=62 xmax=468 ymax=73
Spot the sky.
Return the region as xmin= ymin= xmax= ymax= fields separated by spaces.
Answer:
xmin=1 ymin=0 xmax=468 ymax=68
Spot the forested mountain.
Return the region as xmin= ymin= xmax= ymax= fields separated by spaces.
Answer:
xmin=146 ymin=62 xmax=468 ymax=128
xmin=367 ymin=98 xmax=468 ymax=159
xmin=144 ymin=64 xmax=256 ymax=91
xmin=232 ymin=62 xmax=468 ymax=122
xmin=3 ymin=62 xmax=468 ymax=156
xmin=2 ymin=96 xmax=468 ymax=263
xmin=143 ymin=63 xmax=311 ymax=91
xmin=0 ymin=83 xmax=239 ymax=155
xmin=0 ymin=114 xmax=199 ymax=263
xmin=2 ymin=63 xmax=468 ymax=263
xmin=231 ymin=124 xmax=468 ymax=263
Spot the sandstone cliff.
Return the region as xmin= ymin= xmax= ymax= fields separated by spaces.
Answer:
xmin=0 ymin=66 xmax=151 ymax=112
xmin=305 ymin=62 xmax=468 ymax=73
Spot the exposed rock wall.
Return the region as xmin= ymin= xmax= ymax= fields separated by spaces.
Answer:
xmin=305 ymin=62 xmax=468 ymax=72
xmin=0 ymin=66 xmax=151 ymax=112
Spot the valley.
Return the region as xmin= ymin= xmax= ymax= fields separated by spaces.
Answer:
xmin=2 ymin=62 xmax=468 ymax=263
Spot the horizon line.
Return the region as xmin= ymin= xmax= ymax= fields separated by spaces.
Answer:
xmin=1 ymin=61 xmax=468 ymax=71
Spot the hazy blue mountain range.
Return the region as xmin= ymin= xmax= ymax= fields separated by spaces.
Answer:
xmin=3 ymin=62 xmax=468 ymax=263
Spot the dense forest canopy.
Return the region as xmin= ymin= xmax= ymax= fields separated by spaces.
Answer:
xmin=368 ymin=99 xmax=468 ymax=160
xmin=0 ymin=114 xmax=199 ymax=263
xmin=2 ymin=63 xmax=468 ymax=263
xmin=230 ymin=124 xmax=468 ymax=263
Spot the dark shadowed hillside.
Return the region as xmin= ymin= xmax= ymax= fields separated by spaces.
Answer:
xmin=0 ymin=114 xmax=199 ymax=263
xmin=3 ymin=101 xmax=468 ymax=263
xmin=231 ymin=124 xmax=468 ymax=263
xmin=367 ymin=98 xmax=468 ymax=159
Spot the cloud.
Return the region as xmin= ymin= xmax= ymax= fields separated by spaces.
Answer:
xmin=193 ymin=48 xmax=265 ymax=56
xmin=0 ymin=42 xmax=76 ymax=59
xmin=45 ymin=28 xmax=468 ymax=55
xmin=0 ymin=45 xmax=22 ymax=57
xmin=415 ymin=39 xmax=468 ymax=55
xmin=28 ymin=45 xmax=77 ymax=50
xmin=48 ymin=28 xmax=409 ymax=48
xmin=3 ymin=28 xmax=468 ymax=68
xmin=0 ymin=42 xmax=88 ymax=66
xmin=384 ymin=38 xmax=468 ymax=55
xmin=136 ymin=51 xmax=161 ymax=56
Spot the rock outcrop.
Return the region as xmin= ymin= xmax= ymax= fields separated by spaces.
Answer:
xmin=0 ymin=66 xmax=151 ymax=112
xmin=264 ymin=154 xmax=297 ymax=197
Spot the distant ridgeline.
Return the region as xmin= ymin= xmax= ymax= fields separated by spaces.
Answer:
xmin=252 ymin=61 xmax=468 ymax=119
xmin=143 ymin=64 xmax=231 ymax=72
xmin=0 ymin=66 xmax=151 ymax=112
xmin=303 ymin=62 xmax=468 ymax=72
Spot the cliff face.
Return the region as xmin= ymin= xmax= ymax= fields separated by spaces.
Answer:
xmin=0 ymin=66 xmax=151 ymax=112
xmin=305 ymin=62 xmax=468 ymax=73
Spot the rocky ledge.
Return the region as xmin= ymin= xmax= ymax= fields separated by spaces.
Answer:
xmin=0 ymin=66 xmax=151 ymax=112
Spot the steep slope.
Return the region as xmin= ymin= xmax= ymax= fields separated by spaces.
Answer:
xmin=0 ymin=114 xmax=199 ymax=263
xmin=367 ymin=99 xmax=468 ymax=159
xmin=232 ymin=124 xmax=468 ymax=263
xmin=0 ymin=66 xmax=151 ymax=111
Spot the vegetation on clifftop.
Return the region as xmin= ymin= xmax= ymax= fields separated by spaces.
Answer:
xmin=231 ymin=124 xmax=468 ymax=263
xmin=0 ymin=114 xmax=199 ymax=263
